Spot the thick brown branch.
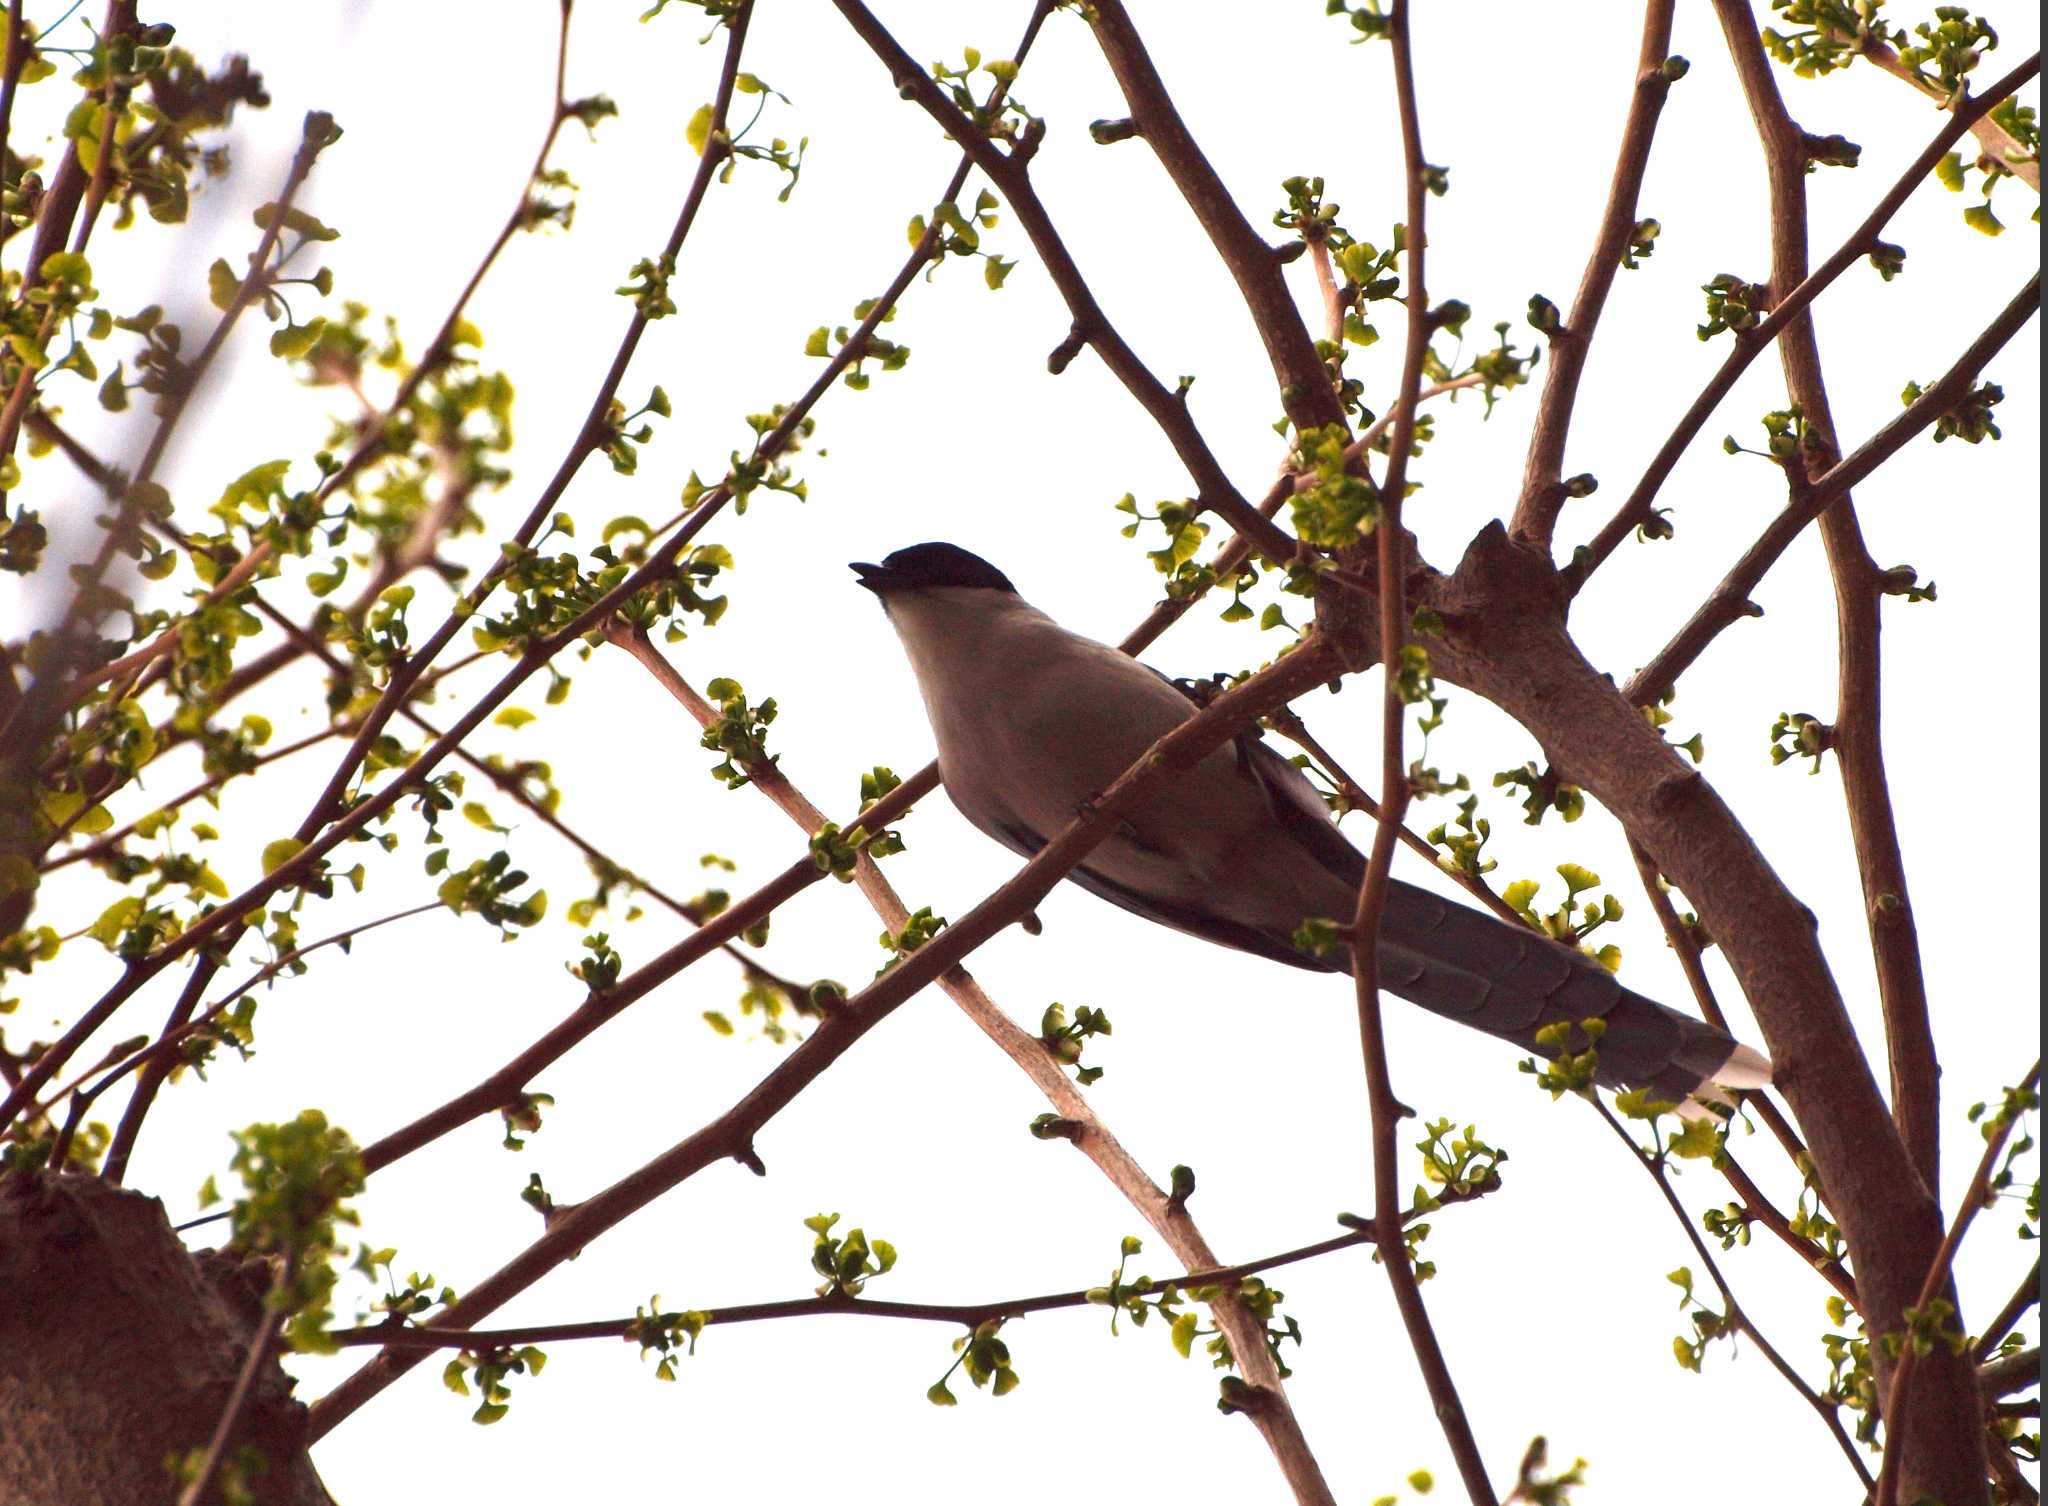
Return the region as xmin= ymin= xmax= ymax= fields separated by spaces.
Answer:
xmin=1422 ymin=517 xmax=1978 ymax=1506
xmin=831 ymin=0 xmax=1296 ymax=567
xmin=1084 ymin=1 xmax=1345 ymax=433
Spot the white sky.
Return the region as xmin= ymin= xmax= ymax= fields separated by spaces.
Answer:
xmin=11 ymin=2 xmax=2040 ymax=1503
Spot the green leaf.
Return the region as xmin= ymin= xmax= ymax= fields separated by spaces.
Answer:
xmin=1962 ymin=202 xmax=2004 ymax=237
xmin=261 ymin=837 xmax=307 ymax=876
xmin=269 ymin=319 xmax=325 ymax=359
xmin=207 ymin=258 xmax=240 ymax=312
xmin=926 ymin=1380 xmax=957 ymax=1406
xmin=254 ymin=202 xmax=340 ymax=241
xmin=685 ymin=104 xmax=714 ymax=156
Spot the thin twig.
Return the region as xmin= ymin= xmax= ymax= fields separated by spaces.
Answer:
xmin=1564 ymin=51 xmax=2039 ymax=592
xmin=328 ymin=1209 xmax=1486 ymax=1353
xmin=831 ymin=0 xmax=1297 ymax=566
xmin=1348 ymin=9 xmax=1496 ymax=1504
xmin=1622 ymin=836 xmax=1859 ymax=1308
xmin=174 ymin=1296 xmax=285 ymax=1506
xmin=1621 ymin=271 xmax=2039 ymax=708
xmin=1975 ymin=1257 xmax=2040 ymax=1361
xmin=1591 ymin=1098 xmax=1875 ymax=1491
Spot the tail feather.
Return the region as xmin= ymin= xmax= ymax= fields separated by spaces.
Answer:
xmin=1360 ymin=879 xmax=1772 ymax=1099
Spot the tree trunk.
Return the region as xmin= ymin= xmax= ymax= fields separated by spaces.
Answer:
xmin=0 ymin=1170 xmax=334 ymax=1506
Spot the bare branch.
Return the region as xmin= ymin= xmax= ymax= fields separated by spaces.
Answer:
xmin=1085 ymin=1 xmax=1346 ymax=433
xmin=831 ymin=0 xmax=1298 ymax=566
xmin=1975 ymin=1257 xmax=2040 ymax=1361
xmin=1512 ymin=0 xmax=1678 ymax=550
xmin=1623 ymin=270 xmax=2038 ymax=708
xmin=1981 ymin=1346 xmax=2041 ymax=1400
xmin=1591 ymin=1098 xmax=1875 ymax=1491
xmin=1347 ymin=11 xmax=1496 ymax=1504
xmin=1565 ymin=50 xmax=2039 ymax=590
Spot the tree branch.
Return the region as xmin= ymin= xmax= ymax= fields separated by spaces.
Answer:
xmin=304 ymin=632 xmax=1344 ymax=1437
xmin=1590 ymin=1098 xmax=1875 ymax=1492
xmin=831 ymin=0 xmax=1297 ymax=566
xmin=1083 ymin=0 xmax=1346 ymax=433
xmin=1511 ymin=0 xmax=1677 ymax=550
xmin=327 ymin=1208 xmax=1491 ymax=1355
xmin=1622 ymin=837 xmax=1860 ymax=1308
xmin=1564 ymin=50 xmax=2038 ymax=591
xmin=1347 ymin=10 xmax=1495 ymax=1504
xmin=1850 ymin=26 xmax=2041 ymax=192
xmin=1975 ymin=1257 xmax=2039 ymax=1362
xmin=1622 ymin=271 xmax=2039 ymax=707
xmin=606 ymin=623 xmax=1340 ymax=1504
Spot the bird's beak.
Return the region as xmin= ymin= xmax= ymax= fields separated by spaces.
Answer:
xmin=850 ymin=561 xmax=896 ymax=594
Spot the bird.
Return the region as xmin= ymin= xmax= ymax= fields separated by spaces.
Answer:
xmin=851 ymin=541 xmax=1771 ymax=1105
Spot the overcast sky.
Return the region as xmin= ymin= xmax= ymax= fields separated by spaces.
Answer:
xmin=12 ymin=1 xmax=2040 ymax=1502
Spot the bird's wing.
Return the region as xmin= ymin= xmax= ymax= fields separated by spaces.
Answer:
xmin=972 ymin=784 xmax=1344 ymax=973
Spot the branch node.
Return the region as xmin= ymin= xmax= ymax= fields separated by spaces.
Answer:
xmin=733 ymin=1143 xmax=767 ymax=1177
xmin=1647 ymin=767 xmax=1704 ymax=817
xmin=1086 ymin=116 xmax=1140 ymax=145
xmin=1011 ymin=115 xmax=1047 ymax=165
xmin=1216 ymin=1375 xmax=1279 ymax=1419
xmin=1046 ymin=321 xmax=1088 ymax=376
xmin=1028 ymin=1113 xmax=1085 ymax=1144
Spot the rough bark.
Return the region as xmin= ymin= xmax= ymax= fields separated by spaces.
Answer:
xmin=1319 ymin=524 xmax=1985 ymax=1505
xmin=0 ymin=1171 xmax=333 ymax=1506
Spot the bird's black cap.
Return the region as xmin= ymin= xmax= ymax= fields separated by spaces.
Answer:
xmin=850 ymin=542 xmax=1015 ymax=594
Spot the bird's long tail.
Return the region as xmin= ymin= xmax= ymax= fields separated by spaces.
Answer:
xmin=1350 ymin=879 xmax=1771 ymax=1106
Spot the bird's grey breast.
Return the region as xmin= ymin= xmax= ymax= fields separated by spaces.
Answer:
xmin=914 ymin=607 xmax=1193 ymax=852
